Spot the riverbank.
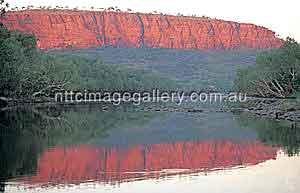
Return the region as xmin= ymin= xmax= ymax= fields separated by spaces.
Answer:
xmin=239 ymin=98 xmax=300 ymax=122
xmin=1 ymin=96 xmax=300 ymax=122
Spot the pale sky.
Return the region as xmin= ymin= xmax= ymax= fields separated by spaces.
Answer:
xmin=7 ymin=0 xmax=300 ymax=41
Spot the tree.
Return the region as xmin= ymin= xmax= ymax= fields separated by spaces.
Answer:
xmin=235 ymin=37 xmax=300 ymax=98
xmin=0 ymin=24 xmax=72 ymax=99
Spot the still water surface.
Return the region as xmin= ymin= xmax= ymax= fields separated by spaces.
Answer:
xmin=1 ymin=105 xmax=299 ymax=193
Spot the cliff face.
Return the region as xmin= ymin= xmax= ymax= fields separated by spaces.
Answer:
xmin=25 ymin=140 xmax=277 ymax=185
xmin=2 ymin=10 xmax=283 ymax=50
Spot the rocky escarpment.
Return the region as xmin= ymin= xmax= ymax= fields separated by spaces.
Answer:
xmin=1 ymin=10 xmax=284 ymax=50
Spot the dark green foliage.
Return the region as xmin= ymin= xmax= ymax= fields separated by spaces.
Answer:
xmin=47 ymin=53 xmax=178 ymax=92
xmin=0 ymin=25 xmax=177 ymax=99
xmin=0 ymin=24 xmax=38 ymax=96
xmin=0 ymin=24 xmax=73 ymax=98
xmin=235 ymin=38 xmax=300 ymax=97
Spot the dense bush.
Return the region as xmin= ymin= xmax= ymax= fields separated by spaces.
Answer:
xmin=71 ymin=47 xmax=258 ymax=92
xmin=0 ymin=24 xmax=177 ymax=99
xmin=235 ymin=38 xmax=300 ymax=98
xmin=1 ymin=23 xmax=39 ymax=97
xmin=48 ymin=53 xmax=177 ymax=92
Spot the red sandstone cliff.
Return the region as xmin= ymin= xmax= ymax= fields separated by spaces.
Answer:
xmin=23 ymin=140 xmax=277 ymax=186
xmin=1 ymin=10 xmax=284 ymax=50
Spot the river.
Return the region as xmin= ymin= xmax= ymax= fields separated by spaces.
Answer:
xmin=0 ymin=104 xmax=299 ymax=193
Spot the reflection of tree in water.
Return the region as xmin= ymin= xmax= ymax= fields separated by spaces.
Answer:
xmin=0 ymin=105 xmax=157 ymax=191
xmin=235 ymin=113 xmax=300 ymax=156
xmin=258 ymin=123 xmax=300 ymax=156
xmin=0 ymin=109 xmax=44 ymax=192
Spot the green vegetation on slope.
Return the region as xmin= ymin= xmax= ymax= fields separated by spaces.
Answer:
xmin=50 ymin=52 xmax=177 ymax=92
xmin=69 ymin=47 xmax=258 ymax=92
xmin=235 ymin=38 xmax=300 ymax=98
xmin=0 ymin=24 xmax=177 ymax=101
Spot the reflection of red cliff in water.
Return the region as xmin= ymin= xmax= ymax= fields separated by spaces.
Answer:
xmin=28 ymin=140 xmax=278 ymax=185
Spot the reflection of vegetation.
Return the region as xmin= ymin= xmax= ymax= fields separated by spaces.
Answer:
xmin=0 ymin=109 xmax=45 ymax=189
xmin=0 ymin=106 xmax=157 ymax=185
xmin=235 ymin=113 xmax=300 ymax=156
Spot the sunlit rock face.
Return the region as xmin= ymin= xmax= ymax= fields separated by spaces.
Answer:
xmin=26 ymin=140 xmax=278 ymax=185
xmin=2 ymin=10 xmax=284 ymax=50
